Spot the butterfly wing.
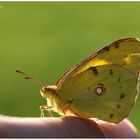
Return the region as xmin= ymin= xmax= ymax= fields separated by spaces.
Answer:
xmin=58 ymin=64 xmax=138 ymax=123
xmin=56 ymin=38 xmax=140 ymax=88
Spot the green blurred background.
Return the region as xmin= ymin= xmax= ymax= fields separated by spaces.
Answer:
xmin=0 ymin=1 xmax=140 ymax=134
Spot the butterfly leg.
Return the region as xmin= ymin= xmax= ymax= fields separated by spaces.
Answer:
xmin=40 ymin=105 xmax=53 ymax=117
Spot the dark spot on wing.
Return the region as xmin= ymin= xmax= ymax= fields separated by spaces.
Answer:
xmin=122 ymin=60 xmax=127 ymax=66
xmin=116 ymin=104 xmax=121 ymax=109
xmin=119 ymin=86 xmax=122 ymax=89
xmin=109 ymin=69 xmax=113 ymax=75
xmin=124 ymin=54 xmax=128 ymax=58
xmin=90 ymin=67 xmax=98 ymax=75
xmin=120 ymin=94 xmax=125 ymax=99
xmin=110 ymin=114 xmax=114 ymax=118
xmin=114 ymin=41 xmax=119 ymax=49
xmin=105 ymin=46 xmax=110 ymax=51
xmin=118 ymin=77 xmax=121 ymax=82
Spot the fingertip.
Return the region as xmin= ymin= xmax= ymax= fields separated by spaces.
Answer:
xmin=95 ymin=119 xmax=138 ymax=138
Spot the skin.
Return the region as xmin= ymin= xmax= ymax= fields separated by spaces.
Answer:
xmin=0 ymin=115 xmax=138 ymax=138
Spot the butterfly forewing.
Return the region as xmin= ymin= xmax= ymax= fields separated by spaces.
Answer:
xmin=56 ymin=38 xmax=140 ymax=88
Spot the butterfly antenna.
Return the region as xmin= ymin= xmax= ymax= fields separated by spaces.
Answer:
xmin=16 ymin=70 xmax=43 ymax=87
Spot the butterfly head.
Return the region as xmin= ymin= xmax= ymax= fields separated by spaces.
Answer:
xmin=40 ymin=85 xmax=57 ymax=99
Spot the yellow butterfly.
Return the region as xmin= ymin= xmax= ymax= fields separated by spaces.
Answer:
xmin=40 ymin=38 xmax=140 ymax=123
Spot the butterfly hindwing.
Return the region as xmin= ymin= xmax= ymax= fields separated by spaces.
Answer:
xmin=58 ymin=64 xmax=138 ymax=123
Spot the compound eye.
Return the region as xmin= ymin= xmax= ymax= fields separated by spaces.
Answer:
xmin=40 ymin=86 xmax=47 ymax=93
xmin=40 ymin=87 xmax=48 ymax=99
